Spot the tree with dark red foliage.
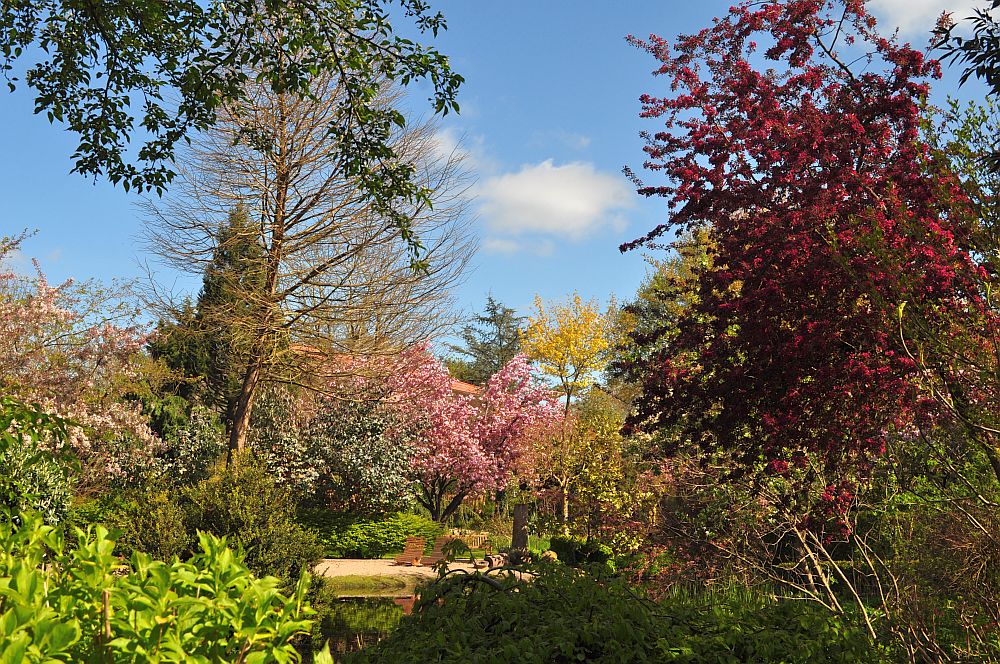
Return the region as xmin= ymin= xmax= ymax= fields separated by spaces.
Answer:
xmin=622 ymin=0 xmax=989 ymax=529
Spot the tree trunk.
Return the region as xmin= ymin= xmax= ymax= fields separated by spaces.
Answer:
xmin=558 ymin=480 xmax=570 ymax=535
xmin=228 ymin=359 xmax=263 ymax=466
xmin=511 ymin=503 xmax=530 ymax=551
xmin=439 ymin=490 xmax=468 ymax=524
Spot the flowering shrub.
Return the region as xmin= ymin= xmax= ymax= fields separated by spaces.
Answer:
xmin=307 ymin=398 xmax=413 ymax=515
xmin=622 ymin=0 xmax=986 ymax=531
xmin=156 ymin=405 xmax=227 ymax=485
xmin=246 ymin=385 xmax=413 ymax=514
xmin=0 ymin=235 xmax=160 ymax=487
xmin=247 ymin=385 xmax=321 ymax=493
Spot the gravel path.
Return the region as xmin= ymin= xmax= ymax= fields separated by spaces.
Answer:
xmin=312 ymin=558 xmax=481 ymax=579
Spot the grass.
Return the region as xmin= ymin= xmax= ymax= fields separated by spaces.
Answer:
xmin=320 ymin=575 xmax=422 ymax=597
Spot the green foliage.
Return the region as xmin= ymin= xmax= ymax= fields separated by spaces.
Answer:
xmin=248 ymin=385 xmax=319 ymax=492
xmin=0 ymin=396 xmax=74 ymax=525
xmin=347 ymin=564 xmax=885 ymax=664
xmin=875 ymin=497 xmax=1000 ymax=661
xmin=548 ymin=535 xmax=612 ymax=568
xmin=155 ymin=405 xmax=226 ymax=485
xmin=0 ymin=511 xmax=312 ymax=662
xmin=194 ymin=207 xmax=267 ymax=417
xmin=101 ymin=487 xmax=190 ymax=562
xmin=248 ymin=388 xmax=413 ymax=515
xmin=184 ymin=459 xmax=325 ymax=580
xmin=656 ymin=584 xmax=890 ymax=663
xmin=299 ymin=511 xmax=444 ymax=559
xmin=345 ymin=563 xmax=655 ymax=664
xmin=557 ymin=389 xmax=655 ymax=553
xmin=936 ymin=6 xmax=1000 ymax=168
xmin=77 ymin=458 xmax=323 ymax=581
xmin=307 ymin=398 xmax=413 ymax=515
xmin=143 ymin=394 xmax=191 ymax=440
xmin=445 ymin=296 xmax=524 ymax=385
xmin=1 ymin=0 xmax=462 ymax=199
xmin=147 ymin=302 xmax=212 ymax=403
xmin=610 ymin=228 xmax=713 ymax=383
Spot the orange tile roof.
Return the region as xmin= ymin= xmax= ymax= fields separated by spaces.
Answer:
xmin=450 ymin=379 xmax=480 ymax=395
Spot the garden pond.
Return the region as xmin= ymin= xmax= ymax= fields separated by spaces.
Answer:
xmin=308 ymin=595 xmax=413 ymax=659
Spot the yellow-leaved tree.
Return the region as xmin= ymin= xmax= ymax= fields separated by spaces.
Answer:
xmin=521 ymin=292 xmax=623 ymax=530
xmin=521 ymin=293 xmax=616 ymax=403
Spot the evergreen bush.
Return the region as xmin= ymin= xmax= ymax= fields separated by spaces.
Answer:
xmin=300 ymin=511 xmax=444 ymax=559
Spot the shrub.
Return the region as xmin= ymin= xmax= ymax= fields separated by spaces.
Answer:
xmin=70 ymin=458 xmax=323 ymax=581
xmin=307 ymin=397 xmax=413 ymax=515
xmin=657 ymin=584 xmax=890 ymax=662
xmin=156 ymin=405 xmax=226 ymax=485
xmin=0 ymin=511 xmax=312 ymax=661
xmin=102 ymin=486 xmax=190 ymax=561
xmin=300 ymin=511 xmax=443 ymax=559
xmin=184 ymin=458 xmax=325 ymax=579
xmin=248 ymin=388 xmax=414 ymax=515
xmin=0 ymin=396 xmax=74 ymax=525
xmin=247 ymin=385 xmax=321 ymax=494
xmin=68 ymin=490 xmax=190 ymax=562
xmin=347 ymin=563 xmax=662 ymax=664
xmin=347 ymin=564 xmax=885 ymax=664
xmin=549 ymin=534 xmax=612 ymax=568
xmin=1 ymin=434 xmax=74 ymax=525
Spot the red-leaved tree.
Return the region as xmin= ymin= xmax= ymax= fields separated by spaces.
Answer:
xmin=623 ymin=0 xmax=987 ymax=533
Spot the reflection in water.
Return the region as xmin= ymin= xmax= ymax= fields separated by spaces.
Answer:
xmin=318 ymin=596 xmax=411 ymax=656
xmin=393 ymin=596 xmax=415 ymax=614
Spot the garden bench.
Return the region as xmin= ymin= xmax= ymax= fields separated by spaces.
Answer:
xmin=461 ymin=531 xmax=490 ymax=550
xmin=393 ymin=536 xmax=425 ymax=566
xmin=420 ymin=535 xmax=457 ymax=567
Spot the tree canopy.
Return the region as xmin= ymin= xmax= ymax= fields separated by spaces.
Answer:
xmin=445 ymin=296 xmax=524 ymax=386
xmin=0 ymin=0 xmax=462 ymax=211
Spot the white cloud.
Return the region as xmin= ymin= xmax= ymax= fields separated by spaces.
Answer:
xmin=483 ymin=238 xmax=521 ymax=253
xmin=431 ymin=127 xmax=498 ymax=175
xmin=430 ymin=126 xmax=463 ymax=163
xmin=868 ymin=0 xmax=979 ymax=35
xmin=477 ymin=160 xmax=634 ymax=241
xmin=483 ymin=237 xmax=556 ymax=256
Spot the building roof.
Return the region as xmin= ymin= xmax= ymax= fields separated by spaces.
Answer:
xmin=450 ymin=379 xmax=480 ymax=396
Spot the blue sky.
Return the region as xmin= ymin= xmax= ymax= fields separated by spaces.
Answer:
xmin=0 ymin=0 xmax=986 ymax=323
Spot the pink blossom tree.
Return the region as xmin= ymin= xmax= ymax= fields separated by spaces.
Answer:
xmin=0 ymin=234 xmax=160 ymax=485
xmin=384 ymin=345 xmax=561 ymax=522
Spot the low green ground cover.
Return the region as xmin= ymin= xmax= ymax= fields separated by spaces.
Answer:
xmin=346 ymin=563 xmax=889 ymax=664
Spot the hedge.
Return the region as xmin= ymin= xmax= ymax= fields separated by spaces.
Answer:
xmin=299 ymin=510 xmax=444 ymax=558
